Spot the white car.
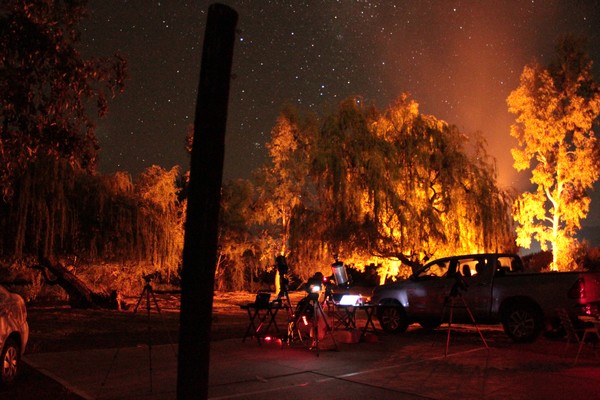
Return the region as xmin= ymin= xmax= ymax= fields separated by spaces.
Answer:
xmin=0 ymin=285 xmax=29 ymax=384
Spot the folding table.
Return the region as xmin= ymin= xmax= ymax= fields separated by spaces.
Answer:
xmin=240 ymin=301 xmax=287 ymax=345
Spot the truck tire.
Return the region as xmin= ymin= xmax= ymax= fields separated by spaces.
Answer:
xmin=501 ymin=303 xmax=543 ymax=343
xmin=377 ymin=305 xmax=408 ymax=333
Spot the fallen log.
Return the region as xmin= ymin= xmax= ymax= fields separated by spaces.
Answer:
xmin=33 ymin=256 xmax=122 ymax=310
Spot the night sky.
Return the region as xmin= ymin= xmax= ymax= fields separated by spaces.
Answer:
xmin=80 ymin=1 xmax=600 ymax=224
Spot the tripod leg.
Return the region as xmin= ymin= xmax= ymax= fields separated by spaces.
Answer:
xmin=324 ymin=304 xmax=338 ymax=350
xmin=312 ymin=301 xmax=320 ymax=355
xmin=286 ymin=319 xmax=294 ymax=345
xmin=319 ymin=304 xmax=333 ymax=332
xmin=312 ymin=301 xmax=338 ymax=355
xmin=285 ymin=293 xmax=293 ymax=319
xmin=289 ymin=299 xmax=310 ymax=345
xmin=101 ymin=347 xmax=122 ymax=387
xmin=146 ymin=287 xmax=178 ymax=356
xmin=445 ymin=298 xmax=454 ymax=357
xmin=103 ymin=285 xmax=148 ymax=387
xmin=148 ymin=289 xmax=162 ymax=313
xmin=133 ymin=286 xmax=148 ymax=313
xmin=461 ymin=296 xmax=489 ymax=350
xmin=144 ymin=287 xmax=154 ymax=392
xmin=103 ymin=283 xmax=178 ymax=392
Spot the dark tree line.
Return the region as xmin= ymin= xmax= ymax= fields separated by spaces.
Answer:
xmin=1 ymin=0 xmax=126 ymax=200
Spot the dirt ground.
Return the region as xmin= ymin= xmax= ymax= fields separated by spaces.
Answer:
xmin=1 ymin=290 xmax=295 ymax=399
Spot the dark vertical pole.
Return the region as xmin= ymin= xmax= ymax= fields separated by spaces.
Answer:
xmin=177 ymin=4 xmax=237 ymax=399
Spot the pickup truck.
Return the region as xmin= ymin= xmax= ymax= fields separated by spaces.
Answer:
xmin=370 ymin=253 xmax=600 ymax=342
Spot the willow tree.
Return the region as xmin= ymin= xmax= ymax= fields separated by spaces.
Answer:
xmin=288 ymin=95 xmax=514 ymax=279
xmin=507 ymin=36 xmax=600 ymax=271
xmin=135 ymin=165 xmax=184 ymax=282
xmin=365 ymin=96 xmax=514 ymax=270
xmin=0 ymin=156 xmax=127 ymax=259
xmin=0 ymin=157 xmax=185 ymax=291
xmin=0 ymin=0 xmax=126 ymax=199
xmin=285 ymin=97 xmax=383 ymax=279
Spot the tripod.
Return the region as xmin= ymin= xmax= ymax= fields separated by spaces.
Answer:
xmin=275 ymin=256 xmax=292 ymax=318
xmin=276 ymin=287 xmax=294 ymax=319
xmin=288 ymin=293 xmax=337 ymax=355
xmin=102 ymin=279 xmax=177 ymax=392
xmin=441 ymin=280 xmax=488 ymax=356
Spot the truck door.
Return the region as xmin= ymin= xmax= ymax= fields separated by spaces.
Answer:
xmin=456 ymin=257 xmax=494 ymax=321
xmin=408 ymin=259 xmax=456 ymax=321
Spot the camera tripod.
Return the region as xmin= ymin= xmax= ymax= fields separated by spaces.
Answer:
xmin=275 ymin=286 xmax=294 ymax=319
xmin=441 ymin=284 xmax=488 ymax=356
xmin=287 ymin=294 xmax=337 ymax=356
xmin=101 ymin=280 xmax=177 ymax=392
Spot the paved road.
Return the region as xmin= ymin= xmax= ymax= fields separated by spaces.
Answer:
xmin=23 ymin=324 xmax=600 ymax=400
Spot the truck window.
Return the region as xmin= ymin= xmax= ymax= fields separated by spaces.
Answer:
xmin=510 ymin=257 xmax=524 ymax=272
xmin=474 ymin=259 xmax=486 ymax=275
xmin=418 ymin=260 xmax=450 ymax=278
xmin=428 ymin=262 xmax=445 ymax=277
xmin=494 ymin=256 xmax=524 ymax=273
xmin=456 ymin=258 xmax=484 ymax=277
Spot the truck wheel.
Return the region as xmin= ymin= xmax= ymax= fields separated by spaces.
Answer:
xmin=502 ymin=304 xmax=542 ymax=343
xmin=377 ymin=305 xmax=408 ymax=333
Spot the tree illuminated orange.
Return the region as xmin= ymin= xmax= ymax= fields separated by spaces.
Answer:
xmin=507 ymin=36 xmax=600 ymax=271
xmin=288 ymin=95 xmax=514 ymax=279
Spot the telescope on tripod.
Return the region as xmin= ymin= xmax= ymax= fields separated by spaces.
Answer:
xmin=442 ymin=271 xmax=488 ymax=356
xmin=102 ymin=272 xmax=177 ymax=392
xmin=274 ymin=255 xmax=293 ymax=317
xmin=287 ymin=271 xmax=337 ymax=355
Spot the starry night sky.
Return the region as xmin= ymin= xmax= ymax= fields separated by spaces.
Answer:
xmin=80 ymin=0 xmax=600 ymax=223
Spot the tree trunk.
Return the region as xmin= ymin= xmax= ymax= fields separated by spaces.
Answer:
xmin=34 ymin=256 xmax=121 ymax=310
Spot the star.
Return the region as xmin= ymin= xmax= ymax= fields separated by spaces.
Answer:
xmin=80 ymin=1 xmax=600 ymax=225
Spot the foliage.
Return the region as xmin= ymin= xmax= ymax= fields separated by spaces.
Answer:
xmin=216 ymin=179 xmax=266 ymax=291
xmin=522 ymin=251 xmax=553 ymax=272
xmin=0 ymin=158 xmax=184 ymax=294
xmin=304 ymin=96 xmax=513 ymax=278
xmin=0 ymin=0 xmax=126 ymax=199
xmin=135 ymin=165 xmax=184 ymax=282
xmin=0 ymin=2 xmax=189 ymax=295
xmin=580 ymin=245 xmax=600 ymax=271
xmin=254 ymin=106 xmax=319 ymax=280
xmin=259 ymin=105 xmax=313 ymax=253
xmin=226 ymin=94 xmax=515 ymax=284
xmin=507 ymin=36 xmax=600 ymax=271
xmin=0 ymin=0 xmax=518 ymax=290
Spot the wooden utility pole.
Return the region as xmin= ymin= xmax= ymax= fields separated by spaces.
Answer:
xmin=177 ymin=4 xmax=237 ymax=399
